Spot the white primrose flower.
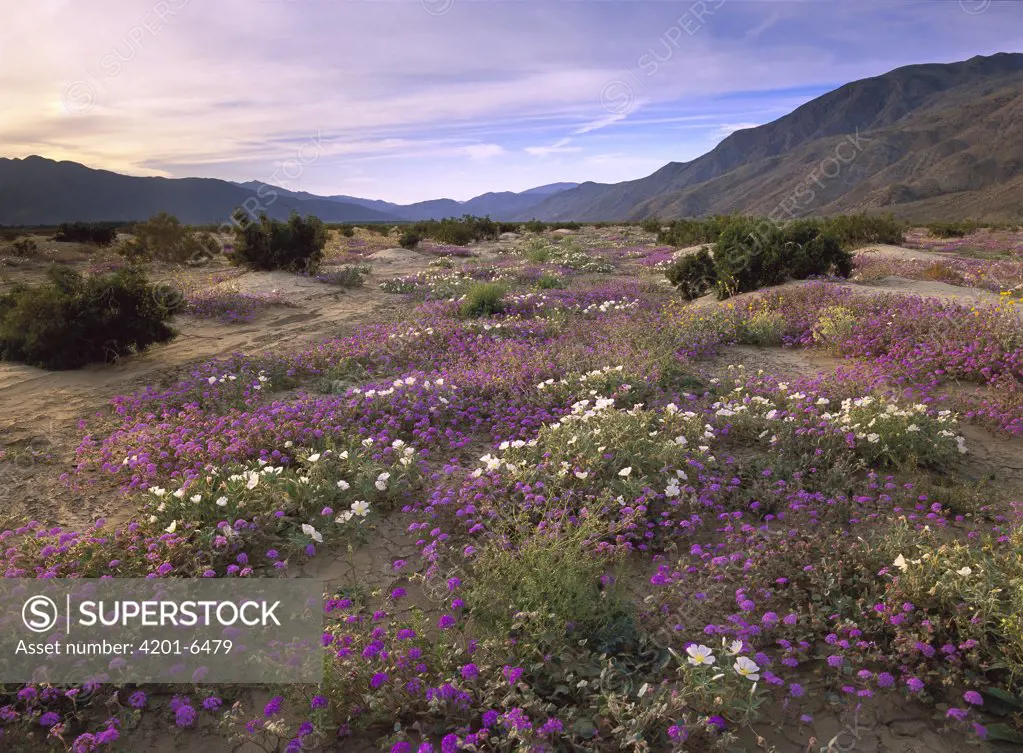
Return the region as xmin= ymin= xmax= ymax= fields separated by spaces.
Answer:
xmin=733 ymin=656 xmax=760 ymax=681
xmin=618 ymin=467 xmax=633 ymax=477
xmin=301 ymin=524 xmax=323 ymax=543
xmin=350 ymin=500 xmax=370 ymax=517
xmin=686 ymin=644 xmax=716 ymax=666
xmin=215 ymin=496 xmax=228 ymax=507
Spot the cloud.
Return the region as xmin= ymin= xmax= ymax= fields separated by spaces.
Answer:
xmin=524 ymin=137 xmax=582 ymax=157
xmin=463 ymin=143 xmax=506 ymax=161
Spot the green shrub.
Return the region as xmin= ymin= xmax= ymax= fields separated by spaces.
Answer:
xmin=640 ymin=217 xmax=662 ymax=234
xmin=0 ymin=265 xmax=181 ymax=369
xmin=192 ymin=231 xmax=221 ymax=258
xmin=10 ymin=238 xmax=38 ymax=257
xmin=113 ymin=238 xmax=150 ymax=262
xmin=398 ymin=229 xmax=421 ymax=250
xmin=466 ymin=520 xmax=628 ymax=645
xmin=523 ymin=219 xmax=547 ymax=234
xmin=710 ymin=217 xmax=852 ymax=298
xmin=927 ymin=220 xmax=981 ymax=238
xmin=553 ymin=222 xmax=581 ymax=231
xmin=657 ymin=215 xmax=733 ymax=247
xmin=536 ymin=273 xmax=565 ymax=290
xmin=403 ymin=216 xmax=500 ymax=246
xmin=231 ymin=212 xmax=327 ymax=273
xmin=783 ymin=219 xmax=853 ymax=279
xmin=523 ymin=239 xmax=552 ymax=264
xmin=130 ymin=213 xmax=219 ymax=263
xmin=822 ymin=212 xmax=904 ymax=247
xmin=739 ymin=308 xmax=786 ymax=346
xmin=338 ymin=224 xmax=356 ymax=238
xmin=664 ymin=246 xmax=716 ymax=300
xmin=460 ymin=283 xmax=505 ymax=318
xmin=318 ymin=265 xmax=368 ymax=288
xmin=498 ymin=222 xmax=521 ymax=234
xmin=53 ymin=222 xmax=117 ymax=245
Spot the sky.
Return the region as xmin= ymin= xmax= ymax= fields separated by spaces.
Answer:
xmin=1 ymin=0 xmax=1021 ymax=204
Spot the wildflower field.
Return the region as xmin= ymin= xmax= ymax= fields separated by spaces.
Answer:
xmin=2 ymin=226 xmax=1023 ymax=752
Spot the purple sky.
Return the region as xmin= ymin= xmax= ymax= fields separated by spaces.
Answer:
xmin=1 ymin=0 xmax=1020 ymax=203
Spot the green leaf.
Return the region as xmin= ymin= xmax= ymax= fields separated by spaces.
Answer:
xmin=984 ymin=723 xmax=1023 ymax=743
xmin=984 ymin=687 xmax=1023 ymax=709
xmin=573 ymin=718 xmax=597 ymax=738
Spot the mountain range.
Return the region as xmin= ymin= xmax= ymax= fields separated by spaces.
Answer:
xmin=1 ymin=52 xmax=1021 ymax=226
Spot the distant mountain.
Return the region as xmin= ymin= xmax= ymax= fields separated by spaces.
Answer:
xmin=237 ymin=181 xmax=581 ymax=221
xmin=0 ymin=157 xmax=400 ymax=225
xmin=519 ymin=182 xmax=580 ymax=196
xmin=522 ymin=53 xmax=1023 ymax=222
xmin=233 ymin=181 xmax=404 ymax=216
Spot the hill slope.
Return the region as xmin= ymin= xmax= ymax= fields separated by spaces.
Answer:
xmin=523 ymin=53 xmax=1023 ymax=222
xmin=0 ymin=157 xmax=402 ymax=225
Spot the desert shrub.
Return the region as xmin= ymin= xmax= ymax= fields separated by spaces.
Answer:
xmin=739 ymin=308 xmax=786 ymax=346
xmin=130 ymin=213 xmax=220 ymax=263
xmin=10 ymin=238 xmax=38 ymax=257
xmin=521 ymin=239 xmax=613 ymax=272
xmin=665 ymin=246 xmax=716 ymax=300
xmin=523 ymin=219 xmax=547 ymax=234
xmin=460 ymin=282 xmax=505 ymax=318
xmin=879 ymin=526 xmax=1023 ymax=683
xmin=657 ymin=215 xmax=732 ymax=247
xmin=338 ymin=224 xmax=356 ymax=238
xmin=0 ymin=265 xmax=181 ymax=369
xmin=928 ymin=220 xmax=982 ymax=238
xmin=231 ymin=212 xmax=327 ymax=273
xmin=829 ymin=396 xmax=967 ymax=469
xmin=810 ymin=305 xmax=858 ymax=354
xmin=113 ymin=237 xmax=150 ymax=262
xmin=523 ymin=239 xmax=552 ymax=264
xmin=53 ymin=222 xmax=117 ymax=245
xmin=920 ymin=261 xmax=964 ymax=284
xmin=783 ymin=219 xmax=853 ymax=279
xmin=466 ymin=519 xmax=629 ymax=645
xmin=553 ymin=221 xmax=581 ymax=231
xmin=711 ymin=217 xmax=852 ymax=298
xmin=711 ymin=218 xmax=785 ymax=297
xmin=640 ymin=217 xmax=662 ymax=234
xmin=536 ymin=273 xmax=565 ymax=290
xmin=192 ymin=231 xmax=221 ymax=257
xmin=398 ymin=229 xmax=421 ymax=249
xmin=822 ymin=212 xmax=905 ymax=247
xmin=498 ymin=222 xmax=521 ymax=234
xmin=409 ymin=215 xmax=500 ymax=246
xmin=317 ymin=265 xmax=368 ymax=288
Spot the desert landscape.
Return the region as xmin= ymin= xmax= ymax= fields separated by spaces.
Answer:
xmin=3 ymin=1 xmax=1023 ymax=750
xmin=1 ymin=215 xmax=1022 ymax=752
